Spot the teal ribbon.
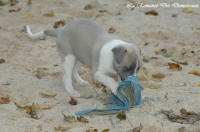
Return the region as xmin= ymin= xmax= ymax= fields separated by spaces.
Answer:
xmin=75 ymin=76 xmax=142 ymax=115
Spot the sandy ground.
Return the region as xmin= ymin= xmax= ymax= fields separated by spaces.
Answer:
xmin=0 ymin=0 xmax=200 ymax=131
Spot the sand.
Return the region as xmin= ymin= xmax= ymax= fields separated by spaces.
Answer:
xmin=0 ymin=0 xmax=200 ymax=131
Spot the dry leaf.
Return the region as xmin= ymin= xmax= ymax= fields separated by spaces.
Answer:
xmin=86 ymin=128 xmax=98 ymax=132
xmin=183 ymin=7 xmax=193 ymax=13
xmin=0 ymin=95 xmax=10 ymax=104
xmin=152 ymin=73 xmax=165 ymax=79
xmin=132 ymin=1 xmax=144 ymax=7
xmin=26 ymin=13 xmax=32 ymax=17
xmin=26 ymin=103 xmax=40 ymax=119
xmin=0 ymin=58 xmax=5 ymax=63
xmin=150 ymin=83 xmax=161 ymax=89
xmin=84 ymin=4 xmax=92 ymax=10
xmin=168 ymin=63 xmax=182 ymax=71
xmin=154 ymin=49 xmax=160 ymax=54
xmin=53 ymin=20 xmax=65 ymax=29
xmin=34 ymin=69 xmax=46 ymax=79
xmin=14 ymin=102 xmax=27 ymax=109
xmin=62 ymin=113 xmax=76 ymax=122
xmin=40 ymin=66 xmax=50 ymax=70
xmin=101 ymin=129 xmax=109 ymax=132
xmin=62 ymin=113 xmax=88 ymax=123
xmin=145 ymin=10 xmax=158 ymax=16
xmin=144 ymin=68 xmax=152 ymax=79
xmin=77 ymin=116 xmax=89 ymax=123
xmin=9 ymin=8 xmax=21 ymax=12
xmin=68 ymin=96 xmax=77 ymax=105
xmin=116 ymin=111 xmax=126 ymax=120
xmin=43 ymin=11 xmax=55 ymax=17
xmin=188 ymin=70 xmax=200 ymax=76
xmin=39 ymin=105 xmax=52 ymax=110
xmin=197 ymin=83 xmax=200 ymax=87
xmin=40 ymin=91 xmax=57 ymax=98
xmin=161 ymin=108 xmax=200 ymax=124
xmin=54 ymin=125 xmax=70 ymax=132
xmin=132 ymin=123 xmax=143 ymax=132
xmin=8 ymin=0 xmax=18 ymax=6
xmin=171 ymin=59 xmax=188 ymax=65
xmin=108 ymin=27 xmax=116 ymax=33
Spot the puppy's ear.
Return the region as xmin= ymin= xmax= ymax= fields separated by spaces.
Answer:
xmin=112 ymin=46 xmax=127 ymax=64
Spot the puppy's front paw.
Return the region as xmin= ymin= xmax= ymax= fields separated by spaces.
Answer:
xmin=111 ymin=83 xmax=118 ymax=95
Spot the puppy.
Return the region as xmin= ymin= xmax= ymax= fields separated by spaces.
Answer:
xmin=26 ymin=18 xmax=142 ymax=97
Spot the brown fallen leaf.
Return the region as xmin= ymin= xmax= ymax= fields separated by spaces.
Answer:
xmin=144 ymin=68 xmax=152 ymax=79
xmin=152 ymin=73 xmax=165 ymax=79
xmin=86 ymin=128 xmax=98 ymax=132
xmin=161 ymin=109 xmax=200 ymax=124
xmin=39 ymin=105 xmax=52 ymax=110
xmin=197 ymin=83 xmax=200 ymax=87
xmin=77 ymin=116 xmax=89 ymax=123
xmin=108 ymin=27 xmax=116 ymax=33
xmin=116 ymin=111 xmax=126 ymax=120
xmin=26 ymin=103 xmax=40 ymax=119
xmin=8 ymin=8 xmax=21 ymax=12
xmin=54 ymin=125 xmax=70 ymax=132
xmin=183 ymin=7 xmax=193 ymax=13
xmin=14 ymin=102 xmax=27 ymax=109
xmin=43 ymin=11 xmax=55 ymax=17
xmin=132 ymin=123 xmax=143 ymax=132
xmin=26 ymin=13 xmax=32 ymax=17
xmin=101 ymin=129 xmax=109 ymax=132
xmin=180 ymin=108 xmax=197 ymax=115
xmin=68 ymin=96 xmax=77 ymax=105
xmin=188 ymin=69 xmax=200 ymax=76
xmin=168 ymin=63 xmax=182 ymax=71
xmin=34 ymin=68 xmax=47 ymax=79
xmin=40 ymin=91 xmax=57 ymax=98
xmin=145 ymin=10 xmax=158 ymax=16
xmin=99 ymin=9 xmax=107 ymax=13
xmin=171 ymin=59 xmax=188 ymax=65
xmin=62 ymin=113 xmax=88 ymax=123
xmin=84 ymin=4 xmax=92 ymax=10
xmin=131 ymin=1 xmax=144 ymax=7
xmin=8 ymin=0 xmax=18 ymax=6
xmin=150 ymin=83 xmax=161 ymax=89
xmin=53 ymin=20 xmax=65 ymax=29
xmin=0 ymin=58 xmax=5 ymax=63
xmin=62 ymin=113 xmax=76 ymax=122
xmin=0 ymin=95 xmax=10 ymax=104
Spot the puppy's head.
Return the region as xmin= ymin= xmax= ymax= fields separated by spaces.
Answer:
xmin=112 ymin=44 xmax=142 ymax=81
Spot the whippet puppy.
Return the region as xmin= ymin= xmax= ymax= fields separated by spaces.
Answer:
xmin=26 ymin=19 xmax=142 ymax=98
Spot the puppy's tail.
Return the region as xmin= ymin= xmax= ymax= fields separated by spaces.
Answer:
xmin=26 ymin=25 xmax=59 ymax=39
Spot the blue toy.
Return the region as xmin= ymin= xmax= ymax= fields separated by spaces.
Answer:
xmin=75 ymin=76 xmax=142 ymax=115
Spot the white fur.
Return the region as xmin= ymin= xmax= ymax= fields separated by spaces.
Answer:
xmin=94 ymin=39 xmax=130 ymax=94
xmin=26 ymin=25 xmax=45 ymax=39
xmin=73 ymin=64 xmax=88 ymax=85
xmin=62 ymin=54 xmax=80 ymax=97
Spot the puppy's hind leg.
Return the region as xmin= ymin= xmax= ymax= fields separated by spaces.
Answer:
xmin=62 ymin=54 xmax=80 ymax=97
xmin=73 ymin=63 xmax=89 ymax=85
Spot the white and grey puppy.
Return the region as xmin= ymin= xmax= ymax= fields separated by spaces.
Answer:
xmin=26 ymin=19 xmax=142 ymax=97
